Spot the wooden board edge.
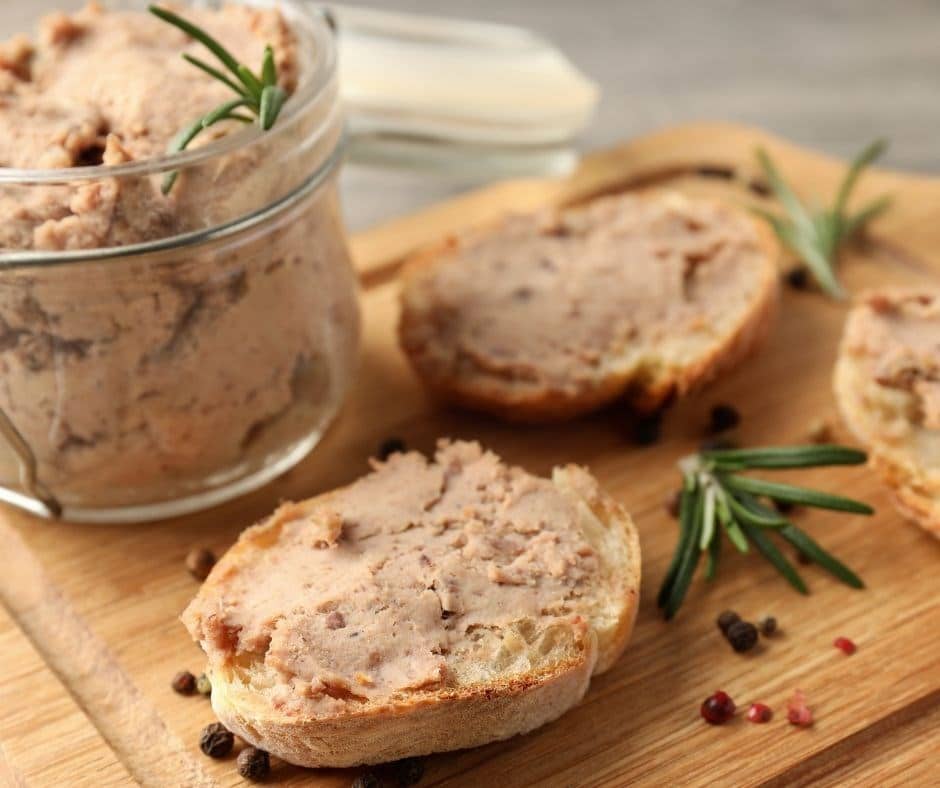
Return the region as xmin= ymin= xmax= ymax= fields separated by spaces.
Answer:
xmin=0 ymin=607 xmax=136 ymax=787
xmin=0 ymin=522 xmax=217 ymax=788
xmin=349 ymin=121 xmax=937 ymax=285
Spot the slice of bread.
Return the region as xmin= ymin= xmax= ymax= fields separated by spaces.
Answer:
xmin=834 ymin=290 xmax=940 ymax=538
xmin=182 ymin=441 xmax=640 ymax=767
xmin=399 ymin=191 xmax=779 ymax=422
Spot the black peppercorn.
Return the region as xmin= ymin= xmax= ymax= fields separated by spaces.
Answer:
xmin=784 ymin=267 xmax=810 ymax=291
xmin=773 ymin=499 xmax=797 ymax=515
xmin=708 ymin=404 xmax=740 ymax=434
xmin=237 ymin=747 xmax=270 ymax=781
xmin=716 ymin=610 xmax=740 ymax=635
xmin=631 ymin=413 xmax=662 ymax=446
xmin=392 ymin=757 xmax=425 ymax=787
xmin=186 ymin=547 xmax=216 ymax=581
xmin=759 ymin=616 xmax=778 ymax=637
xmin=199 ymin=722 xmax=234 ymax=758
xmin=171 ymin=670 xmax=196 ymax=695
xmin=726 ymin=620 xmax=759 ymax=653
xmin=377 ymin=437 xmax=406 ymax=461
xmin=351 ymin=773 xmax=381 ymax=788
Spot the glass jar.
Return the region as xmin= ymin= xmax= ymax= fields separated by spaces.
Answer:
xmin=0 ymin=1 xmax=359 ymax=522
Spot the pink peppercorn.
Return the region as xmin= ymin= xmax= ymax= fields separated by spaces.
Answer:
xmin=701 ymin=690 xmax=736 ymax=724
xmin=834 ymin=636 xmax=857 ymax=655
xmin=747 ymin=703 xmax=773 ymax=723
xmin=786 ymin=689 xmax=813 ymax=727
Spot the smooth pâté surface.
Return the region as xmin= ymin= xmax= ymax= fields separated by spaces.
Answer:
xmin=1 ymin=124 xmax=939 ymax=786
xmin=399 ymin=191 xmax=776 ymax=420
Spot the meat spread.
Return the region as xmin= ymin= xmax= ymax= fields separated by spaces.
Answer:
xmin=183 ymin=441 xmax=609 ymax=715
xmin=844 ymin=290 xmax=940 ymax=431
xmin=0 ymin=3 xmax=358 ymax=512
xmin=402 ymin=192 xmax=770 ymax=396
xmin=0 ymin=1 xmax=297 ymax=251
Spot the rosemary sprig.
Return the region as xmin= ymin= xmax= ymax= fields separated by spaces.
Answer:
xmin=148 ymin=5 xmax=288 ymax=193
xmin=753 ymin=140 xmax=890 ymax=300
xmin=658 ymin=444 xmax=871 ymax=620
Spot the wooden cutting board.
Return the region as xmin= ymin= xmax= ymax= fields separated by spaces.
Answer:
xmin=2 ymin=123 xmax=939 ymax=788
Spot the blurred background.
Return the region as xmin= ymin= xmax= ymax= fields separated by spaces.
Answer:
xmin=4 ymin=1 xmax=934 ymax=228
xmin=338 ymin=0 xmax=935 ymax=228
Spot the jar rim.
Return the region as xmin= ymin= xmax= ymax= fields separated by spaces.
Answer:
xmin=0 ymin=133 xmax=345 ymax=269
xmin=0 ymin=0 xmax=335 ymax=187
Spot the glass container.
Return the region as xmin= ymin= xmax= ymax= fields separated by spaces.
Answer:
xmin=0 ymin=0 xmax=359 ymax=521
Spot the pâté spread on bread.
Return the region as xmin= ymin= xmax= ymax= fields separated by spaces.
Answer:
xmin=0 ymin=2 xmax=357 ymax=517
xmin=835 ymin=290 xmax=940 ymax=536
xmin=400 ymin=191 xmax=779 ymax=422
xmin=183 ymin=441 xmax=640 ymax=766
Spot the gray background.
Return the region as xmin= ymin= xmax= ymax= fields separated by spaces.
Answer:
xmin=339 ymin=0 xmax=936 ymax=228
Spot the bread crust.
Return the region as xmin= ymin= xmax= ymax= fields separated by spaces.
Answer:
xmin=398 ymin=194 xmax=780 ymax=422
xmin=834 ymin=349 xmax=940 ymax=539
xmin=185 ymin=452 xmax=641 ymax=767
xmin=565 ymin=470 xmax=641 ymax=673
xmin=210 ymin=628 xmax=596 ymax=768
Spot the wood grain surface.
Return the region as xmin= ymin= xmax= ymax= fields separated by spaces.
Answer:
xmin=1 ymin=123 xmax=938 ymax=787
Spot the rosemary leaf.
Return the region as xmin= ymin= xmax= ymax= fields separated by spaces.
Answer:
xmin=663 ymin=492 xmax=705 ymax=620
xmin=149 ymin=5 xmax=242 ymax=79
xmin=734 ymin=490 xmax=783 ymax=519
xmin=714 ymin=486 xmax=733 ymax=526
xmin=754 ymin=140 xmax=889 ymax=300
xmin=699 ymin=484 xmax=717 ymax=550
xmin=182 ymin=54 xmax=247 ymax=97
xmin=161 ymin=117 xmax=208 ymax=193
xmin=705 ymin=444 xmax=867 ymax=469
xmin=150 ymin=5 xmax=288 ymax=194
xmin=723 ymin=515 xmax=749 ymax=553
xmin=720 ymin=474 xmax=874 ymax=514
xmin=202 ymin=98 xmax=251 ymax=128
xmin=755 ymin=148 xmax=815 ymax=234
xmin=739 ymin=521 xmax=809 ymax=594
xmin=705 ymin=528 xmax=721 ymax=581
xmin=812 ymin=210 xmax=840 ymax=259
xmin=259 ymin=85 xmax=287 ymax=131
xmin=835 ymin=138 xmax=888 ymax=215
xmin=659 ymin=443 xmax=870 ymax=619
xmin=237 ymin=64 xmax=263 ymax=99
xmin=726 ymin=492 xmax=788 ymax=528
xmin=657 ymin=486 xmax=694 ymax=608
xmin=778 ymin=525 xmax=864 ymax=588
xmin=786 ymin=226 xmax=847 ymax=299
xmin=262 ymin=45 xmax=277 ymax=87
xmin=714 ymin=488 xmax=749 ymax=550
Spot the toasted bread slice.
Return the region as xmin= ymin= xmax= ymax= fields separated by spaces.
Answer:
xmin=399 ymin=191 xmax=779 ymax=422
xmin=834 ymin=290 xmax=940 ymax=538
xmin=182 ymin=441 xmax=640 ymax=767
